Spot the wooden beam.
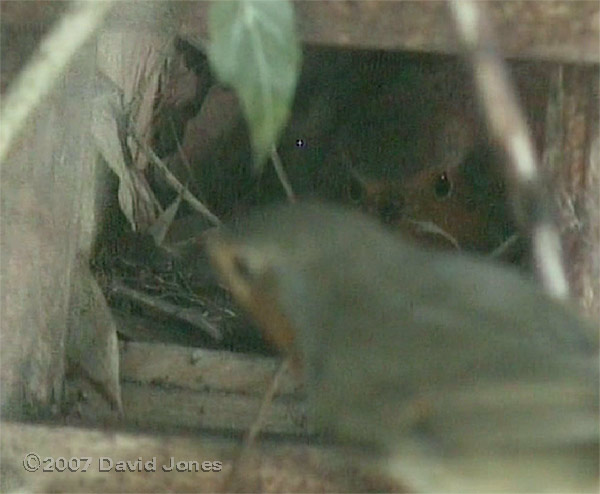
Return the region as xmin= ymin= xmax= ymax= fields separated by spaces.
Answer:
xmin=179 ymin=1 xmax=599 ymax=64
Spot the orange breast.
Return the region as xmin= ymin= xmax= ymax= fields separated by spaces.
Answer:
xmin=358 ymin=145 xmax=514 ymax=253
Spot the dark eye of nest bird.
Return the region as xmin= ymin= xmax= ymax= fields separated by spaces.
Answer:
xmin=231 ymin=253 xmax=254 ymax=283
xmin=434 ymin=171 xmax=452 ymax=199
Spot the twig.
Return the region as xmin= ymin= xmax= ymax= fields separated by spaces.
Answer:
xmin=110 ymin=279 xmax=222 ymax=341
xmin=489 ymin=233 xmax=520 ymax=260
xmin=243 ymin=358 xmax=290 ymax=448
xmin=408 ymin=220 xmax=461 ymax=250
xmin=173 ymin=119 xmax=196 ymax=182
xmin=224 ymin=358 xmax=291 ymax=492
xmin=134 ymin=134 xmax=222 ymax=226
xmin=271 ymin=146 xmax=297 ymax=202
xmin=448 ymin=0 xmax=569 ymax=300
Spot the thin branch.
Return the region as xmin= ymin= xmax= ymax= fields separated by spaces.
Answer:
xmin=0 ymin=1 xmax=115 ymax=163
xmin=224 ymin=358 xmax=292 ymax=491
xmin=408 ymin=220 xmax=460 ymax=250
xmin=448 ymin=0 xmax=569 ymax=300
xmin=134 ymin=134 xmax=222 ymax=226
xmin=110 ymin=279 xmax=222 ymax=341
xmin=489 ymin=233 xmax=520 ymax=260
xmin=271 ymin=146 xmax=297 ymax=202
xmin=244 ymin=357 xmax=290 ymax=447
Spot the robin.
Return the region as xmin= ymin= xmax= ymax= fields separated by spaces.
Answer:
xmin=205 ymin=201 xmax=599 ymax=493
xmin=354 ymin=143 xmax=517 ymax=256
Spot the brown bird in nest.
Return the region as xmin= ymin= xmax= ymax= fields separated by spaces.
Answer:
xmin=205 ymin=201 xmax=599 ymax=493
xmin=353 ymin=143 xmax=518 ymax=257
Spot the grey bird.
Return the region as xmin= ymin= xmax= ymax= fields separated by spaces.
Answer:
xmin=206 ymin=201 xmax=599 ymax=493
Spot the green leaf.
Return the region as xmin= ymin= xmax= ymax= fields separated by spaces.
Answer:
xmin=208 ymin=0 xmax=301 ymax=170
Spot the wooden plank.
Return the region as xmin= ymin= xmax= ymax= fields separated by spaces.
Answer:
xmin=120 ymin=381 xmax=307 ymax=436
xmin=120 ymin=341 xmax=300 ymax=396
xmin=119 ymin=342 xmax=305 ymax=435
xmin=179 ymin=1 xmax=599 ymax=64
xmin=1 ymin=422 xmax=394 ymax=492
xmin=543 ymin=66 xmax=600 ymax=318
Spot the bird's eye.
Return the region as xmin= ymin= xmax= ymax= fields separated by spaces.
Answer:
xmin=348 ymin=178 xmax=365 ymax=202
xmin=434 ymin=172 xmax=452 ymax=199
xmin=232 ymin=254 xmax=253 ymax=282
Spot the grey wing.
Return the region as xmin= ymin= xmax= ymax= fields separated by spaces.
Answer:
xmin=305 ymin=248 xmax=598 ymax=443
